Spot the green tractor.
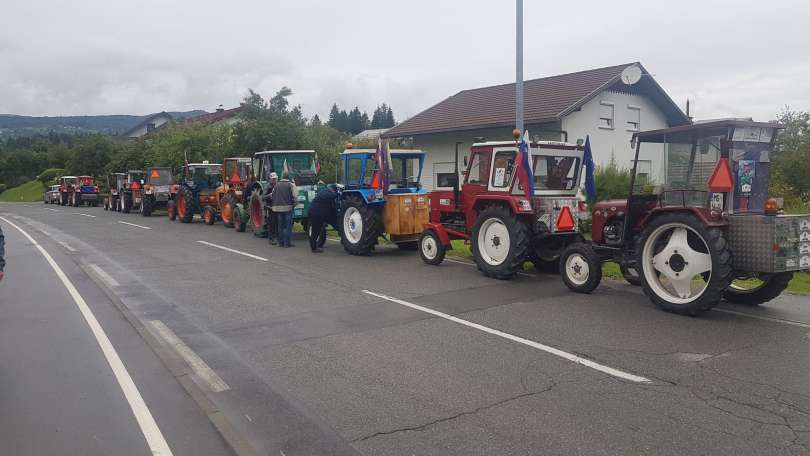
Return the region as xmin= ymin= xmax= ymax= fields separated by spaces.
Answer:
xmin=247 ymin=150 xmax=322 ymax=237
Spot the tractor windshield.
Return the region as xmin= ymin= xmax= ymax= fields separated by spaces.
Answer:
xmin=80 ymin=176 xmax=95 ymax=186
xmin=191 ymin=165 xmax=222 ymax=188
xmin=147 ymin=169 xmax=172 ymax=186
xmin=532 ymin=155 xmax=581 ymax=191
xmin=389 ymin=155 xmax=422 ymax=189
xmin=225 ymin=160 xmax=251 ymax=183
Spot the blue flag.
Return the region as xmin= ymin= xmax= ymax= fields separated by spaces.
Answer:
xmin=583 ymin=135 xmax=596 ymax=200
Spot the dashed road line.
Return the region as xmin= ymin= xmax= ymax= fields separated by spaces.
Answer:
xmin=58 ymin=241 xmax=77 ymax=253
xmin=118 ymin=221 xmax=152 ymax=230
xmin=148 ymin=320 xmax=230 ymax=393
xmin=89 ymin=263 xmax=120 ymax=288
xmin=197 ymin=240 xmax=268 ymax=262
xmin=46 ymin=208 xmax=61 ymax=212
xmin=362 ymin=289 xmax=651 ymax=383
xmin=0 ymin=216 xmax=174 ymax=455
xmin=76 ymin=213 xmax=97 ymax=218
xmin=714 ymin=308 xmax=810 ymax=329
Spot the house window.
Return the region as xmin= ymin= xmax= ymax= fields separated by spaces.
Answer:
xmin=627 ymin=105 xmax=641 ymax=132
xmin=599 ymin=101 xmax=614 ymax=129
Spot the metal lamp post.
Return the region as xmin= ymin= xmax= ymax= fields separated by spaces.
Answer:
xmin=516 ymin=0 xmax=524 ymax=133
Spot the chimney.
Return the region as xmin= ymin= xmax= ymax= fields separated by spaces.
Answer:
xmin=216 ymin=104 xmax=224 ymax=112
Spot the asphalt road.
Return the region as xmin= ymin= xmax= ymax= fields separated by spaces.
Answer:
xmin=1 ymin=201 xmax=809 ymax=456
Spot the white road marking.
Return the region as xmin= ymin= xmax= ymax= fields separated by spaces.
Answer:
xmin=58 ymin=241 xmax=77 ymax=253
xmin=76 ymin=213 xmax=97 ymax=218
xmin=46 ymin=208 xmax=61 ymax=212
xmin=0 ymin=216 xmax=173 ymax=455
xmin=197 ymin=240 xmax=268 ymax=262
xmin=714 ymin=308 xmax=810 ymax=329
xmin=148 ymin=320 xmax=230 ymax=393
xmin=89 ymin=263 xmax=120 ymax=288
xmin=445 ymin=256 xmax=534 ymax=277
xmin=22 ymin=204 xmax=33 ymax=208
xmin=39 ymin=229 xmax=51 ymax=236
xmin=362 ymin=289 xmax=651 ymax=383
xmin=118 ymin=221 xmax=152 ymax=230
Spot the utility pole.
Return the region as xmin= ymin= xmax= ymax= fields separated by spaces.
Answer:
xmin=515 ymin=0 xmax=524 ymax=133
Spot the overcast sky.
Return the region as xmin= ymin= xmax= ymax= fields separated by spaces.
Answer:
xmin=1 ymin=0 xmax=808 ymax=122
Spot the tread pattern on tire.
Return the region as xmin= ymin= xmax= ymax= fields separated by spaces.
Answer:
xmin=340 ymin=194 xmax=381 ymax=256
xmin=723 ymin=272 xmax=793 ymax=306
xmin=221 ymin=193 xmax=238 ymax=228
xmin=471 ymin=205 xmax=530 ymax=280
xmin=177 ymin=187 xmax=194 ymax=223
xmin=141 ymin=195 xmax=154 ymax=216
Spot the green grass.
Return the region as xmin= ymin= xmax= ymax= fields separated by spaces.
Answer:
xmin=0 ymin=180 xmax=46 ymax=202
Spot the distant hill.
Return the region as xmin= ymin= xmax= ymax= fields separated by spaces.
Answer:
xmin=0 ymin=110 xmax=207 ymax=137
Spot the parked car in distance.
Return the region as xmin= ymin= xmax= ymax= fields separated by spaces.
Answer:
xmin=44 ymin=185 xmax=61 ymax=204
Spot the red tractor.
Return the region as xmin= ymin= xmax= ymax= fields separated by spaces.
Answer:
xmin=560 ymin=119 xmax=810 ymax=315
xmin=420 ymin=132 xmax=586 ymax=279
xmin=215 ymin=157 xmax=253 ymax=231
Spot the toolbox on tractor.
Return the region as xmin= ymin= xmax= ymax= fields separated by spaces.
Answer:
xmin=57 ymin=176 xmax=78 ymax=206
xmin=215 ymin=157 xmax=253 ymax=231
xmin=248 ymin=150 xmax=321 ymax=237
xmin=419 ymin=132 xmax=586 ymax=279
xmin=103 ymin=173 xmax=127 ymax=211
xmin=173 ymin=162 xmax=222 ymax=224
xmin=337 ymin=144 xmax=429 ymax=255
xmin=560 ymin=119 xmax=807 ymax=315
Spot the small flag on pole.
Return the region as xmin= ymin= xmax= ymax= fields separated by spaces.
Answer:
xmin=584 ymin=135 xmax=596 ymax=201
xmin=516 ymin=130 xmax=534 ymax=197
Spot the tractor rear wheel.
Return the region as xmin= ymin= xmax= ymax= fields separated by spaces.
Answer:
xmin=249 ymin=191 xmax=266 ymax=237
xmin=724 ymin=272 xmax=793 ymax=306
xmin=620 ymin=263 xmax=642 ymax=286
xmin=121 ymin=192 xmax=132 ymax=213
xmin=167 ymin=200 xmax=177 ymax=221
xmin=221 ymin=193 xmax=238 ymax=228
xmin=529 ymin=236 xmax=570 ymax=274
xmin=340 ymin=194 xmax=381 ymax=256
xmin=419 ymin=230 xmax=446 ymax=265
xmin=141 ymin=195 xmax=154 ymax=217
xmin=177 ymin=188 xmax=194 ymax=223
xmin=233 ymin=205 xmax=246 ymax=232
xmin=637 ymin=213 xmax=733 ymax=315
xmin=560 ymin=242 xmax=603 ymax=293
xmin=203 ymin=205 xmax=216 ymax=225
xmin=471 ymin=205 xmax=530 ymax=280
xmin=307 ymin=223 xmax=326 ymax=248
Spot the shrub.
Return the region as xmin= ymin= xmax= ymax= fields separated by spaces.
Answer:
xmin=37 ymin=168 xmax=65 ymax=185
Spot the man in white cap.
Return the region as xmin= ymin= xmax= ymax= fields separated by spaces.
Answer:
xmin=262 ymin=172 xmax=279 ymax=244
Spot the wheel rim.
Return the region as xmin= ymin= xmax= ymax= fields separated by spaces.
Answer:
xmin=250 ymin=198 xmax=262 ymax=229
xmin=421 ymin=235 xmax=438 ymax=260
xmin=565 ymin=253 xmax=590 ymax=285
xmin=222 ymin=202 xmax=232 ymax=224
xmin=477 ymin=218 xmax=510 ymax=266
xmin=177 ymin=195 xmax=186 ymax=219
xmin=642 ymin=223 xmax=712 ymax=304
xmin=343 ymin=207 xmax=363 ymax=244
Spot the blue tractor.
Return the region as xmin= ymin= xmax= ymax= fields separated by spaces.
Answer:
xmin=173 ymin=162 xmax=223 ymax=224
xmin=338 ymin=146 xmax=430 ymax=255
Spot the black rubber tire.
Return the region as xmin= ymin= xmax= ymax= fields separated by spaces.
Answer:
xmin=249 ymin=191 xmax=267 ymax=237
xmin=233 ymin=205 xmax=246 ymax=232
xmin=177 ymin=188 xmax=194 ymax=223
xmin=471 ymin=205 xmax=530 ymax=280
xmin=221 ymin=193 xmax=238 ymax=228
xmin=307 ymin=223 xmax=327 ymax=248
xmin=121 ymin=192 xmax=132 ymax=213
xmin=141 ymin=195 xmax=154 ymax=217
xmin=529 ymin=236 xmax=570 ymax=274
xmin=620 ymin=263 xmax=642 ymax=286
xmin=167 ymin=200 xmax=177 ymax=221
xmin=397 ymin=241 xmax=419 ymax=251
xmin=419 ymin=230 xmax=446 ymax=266
xmin=560 ymin=242 xmax=603 ymax=293
xmin=637 ymin=213 xmax=733 ymax=315
xmin=723 ymin=272 xmax=793 ymax=306
xmin=203 ymin=205 xmax=216 ymax=225
xmin=340 ymin=194 xmax=381 ymax=256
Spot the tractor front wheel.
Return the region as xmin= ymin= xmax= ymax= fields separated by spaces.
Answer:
xmin=471 ymin=205 xmax=530 ymax=280
xmin=340 ymin=194 xmax=381 ymax=256
xmin=221 ymin=193 xmax=238 ymax=228
xmin=141 ymin=195 xmax=154 ymax=216
xmin=419 ymin=230 xmax=446 ymax=265
xmin=203 ymin=205 xmax=216 ymax=225
xmin=233 ymin=205 xmax=246 ymax=232
xmin=177 ymin=189 xmax=194 ymax=223
xmin=637 ymin=213 xmax=733 ymax=315
xmin=167 ymin=200 xmax=177 ymax=221
xmin=560 ymin=242 xmax=603 ymax=293
xmin=249 ymin=191 xmax=266 ymax=237
xmin=121 ymin=193 xmax=132 ymax=213
xmin=724 ymin=273 xmax=793 ymax=306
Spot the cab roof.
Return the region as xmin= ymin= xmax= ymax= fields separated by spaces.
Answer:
xmin=187 ymin=163 xmax=221 ymax=167
xmin=254 ymin=150 xmax=315 ymax=156
xmin=634 ymin=119 xmax=783 ymax=143
xmin=340 ymin=149 xmax=426 ymax=156
xmin=60 ymin=175 xmax=77 ymax=179
xmin=471 ymin=140 xmax=582 ymax=150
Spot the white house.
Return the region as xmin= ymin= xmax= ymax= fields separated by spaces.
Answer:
xmin=120 ymin=111 xmax=174 ymax=139
xmin=382 ymin=62 xmax=689 ymax=190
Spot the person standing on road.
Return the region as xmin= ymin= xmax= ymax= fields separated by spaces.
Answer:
xmin=0 ymin=225 xmax=5 ymax=282
xmin=308 ymin=184 xmax=340 ymax=253
xmin=262 ymin=172 xmax=279 ymax=245
xmin=271 ymin=172 xmax=297 ymax=248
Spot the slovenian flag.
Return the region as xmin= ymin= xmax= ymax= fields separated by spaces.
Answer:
xmin=516 ymin=130 xmax=534 ymax=197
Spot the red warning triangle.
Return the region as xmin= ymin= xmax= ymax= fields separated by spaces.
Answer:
xmin=556 ymin=206 xmax=576 ymax=231
xmin=150 ymin=169 xmax=161 ymax=178
xmin=708 ymin=158 xmax=733 ymax=192
xmin=231 ymin=169 xmax=240 ymax=183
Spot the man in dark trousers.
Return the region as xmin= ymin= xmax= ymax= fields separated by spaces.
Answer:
xmin=0 ymin=225 xmax=5 ymax=282
xmin=270 ymin=172 xmax=297 ymax=248
xmin=261 ymin=172 xmax=279 ymax=244
xmin=308 ymin=184 xmax=340 ymax=253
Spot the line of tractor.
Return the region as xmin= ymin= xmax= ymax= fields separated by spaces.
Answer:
xmin=45 ymin=119 xmax=810 ymax=317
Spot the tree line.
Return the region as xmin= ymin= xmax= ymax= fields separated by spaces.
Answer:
xmin=326 ymin=103 xmax=395 ymax=135
xmin=0 ymin=88 xmax=352 ymax=191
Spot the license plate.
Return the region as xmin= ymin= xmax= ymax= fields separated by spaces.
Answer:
xmin=156 ymin=185 xmax=169 ymax=193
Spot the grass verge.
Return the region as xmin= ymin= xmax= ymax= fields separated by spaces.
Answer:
xmin=0 ymin=180 xmax=46 ymax=202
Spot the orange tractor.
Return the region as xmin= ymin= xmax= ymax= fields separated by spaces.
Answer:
xmin=215 ymin=157 xmax=253 ymax=231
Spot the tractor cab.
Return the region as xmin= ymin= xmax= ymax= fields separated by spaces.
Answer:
xmin=186 ymin=163 xmax=222 ymax=191
xmin=222 ymin=158 xmax=252 ymax=188
xmin=108 ymin=173 xmax=126 ymax=195
xmin=145 ymin=167 xmax=173 ymax=187
xmin=59 ymin=176 xmax=77 ymax=192
xmin=339 ymin=149 xmax=425 ymax=195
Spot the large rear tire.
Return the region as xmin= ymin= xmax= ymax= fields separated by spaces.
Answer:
xmin=121 ymin=192 xmax=132 ymax=213
xmin=167 ymin=200 xmax=177 ymax=221
xmin=203 ymin=205 xmax=216 ymax=225
xmin=724 ymin=273 xmax=793 ymax=306
xmin=560 ymin=242 xmax=603 ymax=293
xmin=471 ymin=205 xmax=530 ymax=280
xmin=620 ymin=263 xmax=642 ymax=286
xmin=221 ymin=193 xmax=238 ymax=228
xmin=249 ymin=191 xmax=266 ymax=237
xmin=177 ymin=188 xmax=194 ymax=223
xmin=233 ymin=205 xmax=247 ymax=232
xmin=529 ymin=236 xmax=569 ymax=274
xmin=637 ymin=213 xmax=733 ymax=315
xmin=141 ymin=195 xmax=154 ymax=217
xmin=340 ymin=194 xmax=381 ymax=256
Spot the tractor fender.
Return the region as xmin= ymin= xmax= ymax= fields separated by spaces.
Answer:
xmin=637 ymin=206 xmax=727 ymax=231
xmin=424 ymin=222 xmax=452 ymax=247
xmin=471 ymin=194 xmax=527 ymax=215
